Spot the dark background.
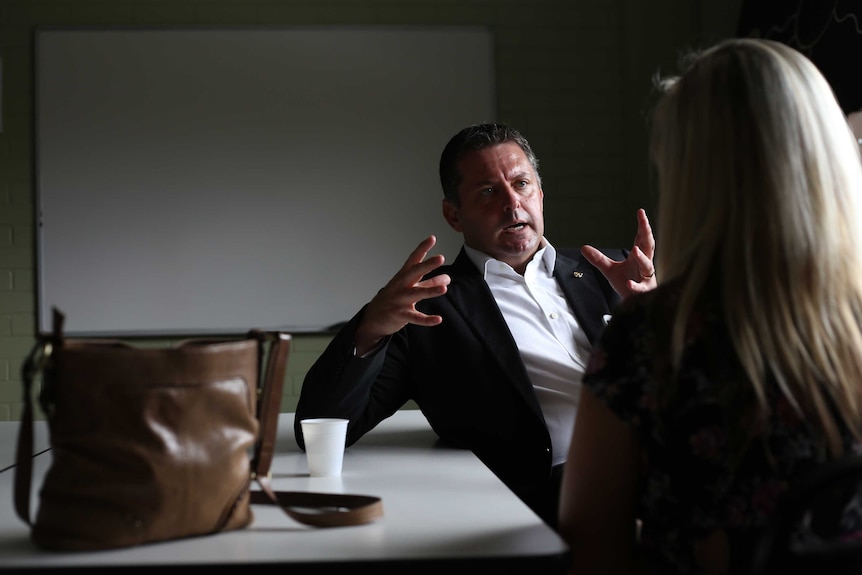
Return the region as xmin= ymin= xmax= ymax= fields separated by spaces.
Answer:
xmin=738 ymin=0 xmax=862 ymax=115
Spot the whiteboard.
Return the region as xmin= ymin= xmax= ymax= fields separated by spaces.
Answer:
xmin=35 ymin=27 xmax=494 ymax=336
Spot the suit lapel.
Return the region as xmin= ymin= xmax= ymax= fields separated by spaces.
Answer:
xmin=553 ymin=253 xmax=612 ymax=345
xmin=446 ymin=250 xmax=545 ymax=418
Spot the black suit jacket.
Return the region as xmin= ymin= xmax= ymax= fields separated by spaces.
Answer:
xmin=295 ymin=246 xmax=624 ymax=527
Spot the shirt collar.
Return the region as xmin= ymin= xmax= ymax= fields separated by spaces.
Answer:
xmin=463 ymin=239 xmax=556 ymax=279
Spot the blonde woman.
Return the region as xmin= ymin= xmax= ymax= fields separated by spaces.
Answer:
xmin=559 ymin=38 xmax=862 ymax=575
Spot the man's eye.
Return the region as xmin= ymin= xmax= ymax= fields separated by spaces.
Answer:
xmin=515 ymin=180 xmax=528 ymax=189
xmin=480 ymin=188 xmax=493 ymax=196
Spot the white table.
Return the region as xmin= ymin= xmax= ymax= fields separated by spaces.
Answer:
xmin=0 ymin=411 xmax=570 ymax=573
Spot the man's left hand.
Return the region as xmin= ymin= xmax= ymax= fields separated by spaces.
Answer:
xmin=581 ymin=208 xmax=656 ymax=299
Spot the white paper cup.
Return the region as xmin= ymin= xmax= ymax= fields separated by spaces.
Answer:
xmin=300 ymin=418 xmax=349 ymax=477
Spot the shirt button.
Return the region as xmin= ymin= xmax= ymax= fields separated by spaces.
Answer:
xmin=549 ymin=312 xmax=558 ymax=320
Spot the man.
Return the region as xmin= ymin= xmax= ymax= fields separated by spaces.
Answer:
xmin=295 ymin=123 xmax=655 ymax=528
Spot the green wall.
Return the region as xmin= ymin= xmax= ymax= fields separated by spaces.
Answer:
xmin=0 ymin=0 xmax=742 ymax=420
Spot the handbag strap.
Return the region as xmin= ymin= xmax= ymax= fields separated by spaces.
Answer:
xmin=13 ymin=334 xmax=52 ymax=527
xmin=249 ymin=330 xmax=292 ymax=480
xmin=15 ymin=307 xmax=66 ymax=525
xmin=249 ymin=487 xmax=384 ymax=527
xmin=246 ymin=329 xmax=383 ymax=527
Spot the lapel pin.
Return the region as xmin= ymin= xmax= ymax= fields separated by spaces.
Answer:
xmin=573 ymin=271 xmax=583 ymax=278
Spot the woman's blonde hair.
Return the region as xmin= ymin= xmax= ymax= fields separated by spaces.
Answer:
xmin=651 ymin=38 xmax=862 ymax=455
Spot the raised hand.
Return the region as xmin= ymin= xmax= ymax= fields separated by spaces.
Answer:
xmin=354 ymin=235 xmax=451 ymax=356
xmin=581 ymin=208 xmax=656 ymax=299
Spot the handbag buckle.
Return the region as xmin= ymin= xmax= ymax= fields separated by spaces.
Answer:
xmin=22 ymin=340 xmax=56 ymax=419
xmin=23 ymin=341 xmax=53 ymax=382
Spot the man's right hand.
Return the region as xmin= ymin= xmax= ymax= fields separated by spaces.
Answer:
xmin=354 ymin=235 xmax=450 ymax=356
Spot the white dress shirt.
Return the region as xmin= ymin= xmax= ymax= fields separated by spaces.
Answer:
xmin=464 ymin=241 xmax=591 ymax=465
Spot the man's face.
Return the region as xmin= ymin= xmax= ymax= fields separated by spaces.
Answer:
xmin=442 ymin=142 xmax=544 ymax=274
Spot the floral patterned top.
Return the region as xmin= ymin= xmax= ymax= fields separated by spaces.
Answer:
xmin=583 ymin=281 xmax=862 ymax=574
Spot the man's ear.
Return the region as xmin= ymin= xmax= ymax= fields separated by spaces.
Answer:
xmin=442 ymin=199 xmax=463 ymax=232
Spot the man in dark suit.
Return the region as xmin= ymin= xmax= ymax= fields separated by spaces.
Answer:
xmin=295 ymin=123 xmax=656 ymax=528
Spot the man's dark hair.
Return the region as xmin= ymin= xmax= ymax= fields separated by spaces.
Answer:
xmin=438 ymin=123 xmax=541 ymax=206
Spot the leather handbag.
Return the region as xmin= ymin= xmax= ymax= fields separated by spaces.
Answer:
xmin=14 ymin=309 xmax=382 ymax=551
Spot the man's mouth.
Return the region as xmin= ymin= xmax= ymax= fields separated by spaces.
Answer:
xmin=505 ymin=222 xmax=527 ymax=231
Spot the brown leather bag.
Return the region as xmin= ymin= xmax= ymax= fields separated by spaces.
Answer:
xmin=14 ymin=309 xmax=382 ymax=551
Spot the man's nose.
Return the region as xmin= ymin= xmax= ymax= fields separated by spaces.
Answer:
xmin=501 ymin=187 xmax=521 ymax=211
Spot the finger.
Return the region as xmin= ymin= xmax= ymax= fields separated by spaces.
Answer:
xmin=581 ymin=244 xmax=613 ymax=272
xmin=396 ymin=254 xmax=446 ymax=289
xmin=405 ymin=282 xmax=449 ymax=307
xmin=401 ymin=235 xmax=438 ymax=271
xmin=398 ymin=236 xmax=447 ymax=284
xmin=634 ymin=209 xmax=656 ymax=258
xmin=404 ymin=309 xmax=445 ymax=327
xmin=417 ymin=273 xmax=451 ymax=290
xmin=626 ymin=279 xmax=654 ymax=293
xmin=631 ymin=246 xmax=655 ymax=279
xmin=406 ymin=275 xmax=449 ymax=309
xmin=385 ymin=272 xmax=449 ymax=311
